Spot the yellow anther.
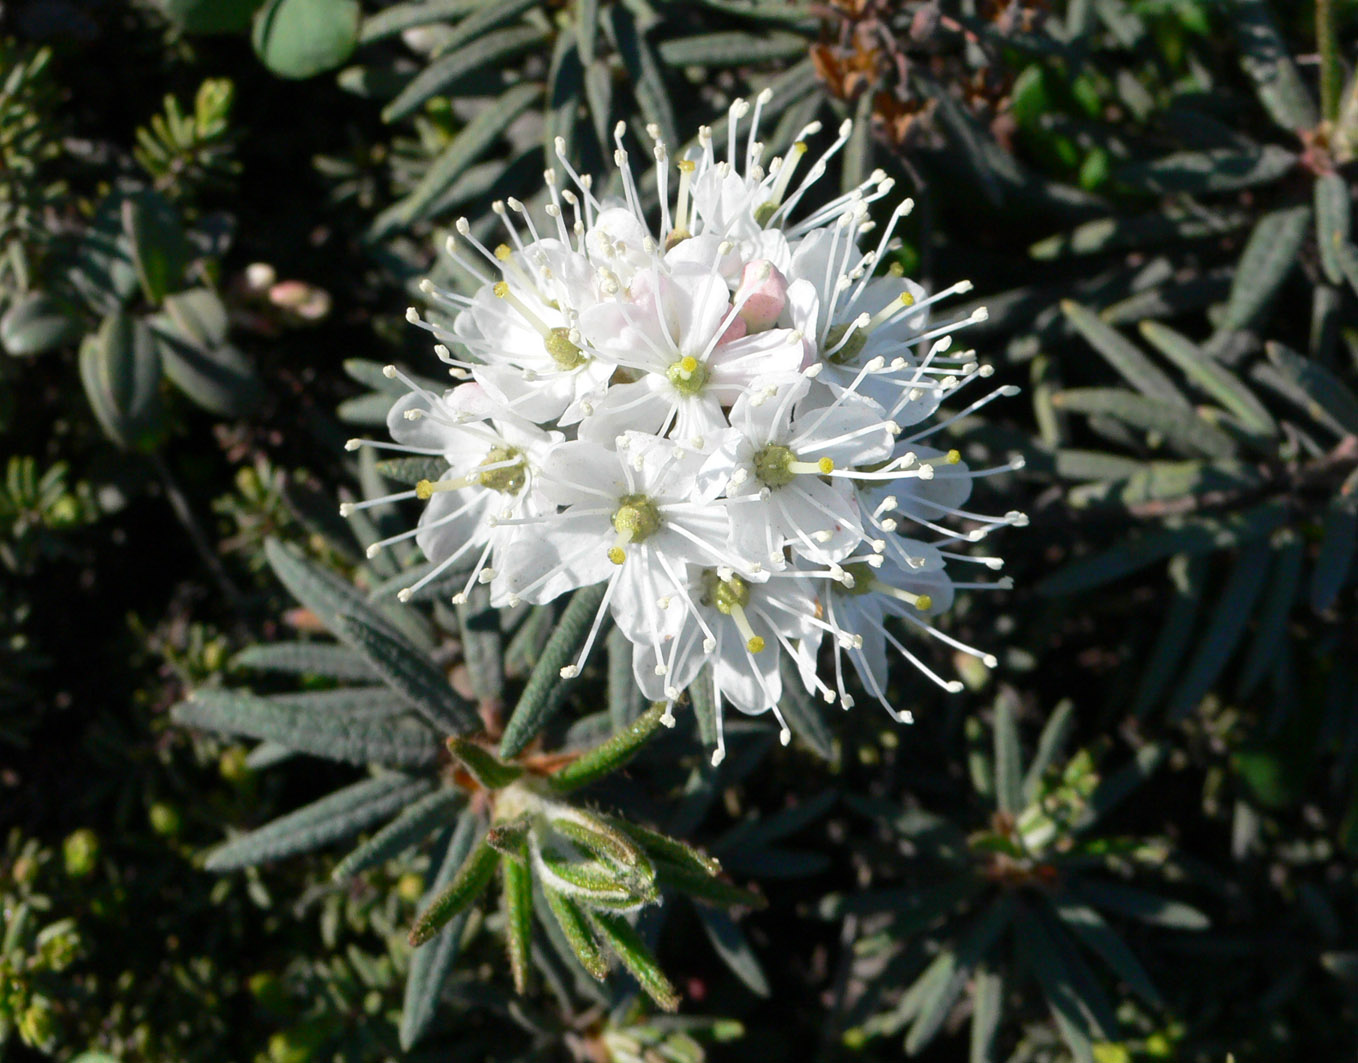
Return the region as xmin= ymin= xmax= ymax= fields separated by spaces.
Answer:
xmin=946 ymin=449 xmax=961 ymax=464
xmin=415 ymin=479 xmax=435 ymax=500
xmin=494 ymin=243 xmax=512 ymax=261
xmin=791 ymin=141 xmax=808 ymax=156
xmin=888 ymin=262 xmax=905 ymax=277
xmin=915 ymin=594 xmax=933 ymax=612
xmin=899 ymin=291 xmax=915 ymax=307
xmin=608 ymin=546 xmax=626 ymax=565
xmin=492 ymin=280 xmax=509 ymax=299
xmin=677 ymin=159 xmax=696 ymax=173
xmin=747 ymin=636 xmax=766 ymax=654
xmin=679 ymin=355 xmax=698 ymax=374
xmin=817 ymin=456 xmax=835 ymax=475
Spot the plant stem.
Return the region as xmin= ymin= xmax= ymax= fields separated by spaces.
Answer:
xmin=1318 ymin=0 xmax=1341 ymax=123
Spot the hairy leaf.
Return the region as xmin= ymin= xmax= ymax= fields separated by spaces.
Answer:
xmin=204 ymin=773 xmax=430 ymax=871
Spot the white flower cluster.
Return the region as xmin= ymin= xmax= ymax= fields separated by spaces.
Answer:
xmin=347 ymin=93 xmax=1024 ymax=764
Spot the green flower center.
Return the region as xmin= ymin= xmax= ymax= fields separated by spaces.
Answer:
xmin=835 ymin=562 xmax=878 ymax=597
xmin=477 ymin=445 xmax=528 ymax=495
xmin=701 ymin=570 xmax=750 ymax=615
xmin=824 ymin=323 xmax=867 ymax=365
xmin=544 ymin=326 xmax=587 ymax=370
xmin=608 ymin=494 xmax=663 ymax=564
xmin=753 ymin=443 xmax=798 ymax=488
xmin=666 ymin=355 xmax=710 ymax=397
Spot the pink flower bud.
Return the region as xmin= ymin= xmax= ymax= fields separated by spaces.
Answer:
xmin=719 ymin=315 xmax=748 ymax=345
xmin=735 ymin=260 xmax=788 ymax=332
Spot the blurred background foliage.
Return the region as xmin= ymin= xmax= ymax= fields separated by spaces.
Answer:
xmin=2 ymin=0 xmax=1357 ymax=1060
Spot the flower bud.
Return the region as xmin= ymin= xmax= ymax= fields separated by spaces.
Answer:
xmin=734 ymin=260 xmax=788 ymax=333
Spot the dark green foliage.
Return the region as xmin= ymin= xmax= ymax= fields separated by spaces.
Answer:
xmin=6 ymin=2 xmax=1358 ymax=1061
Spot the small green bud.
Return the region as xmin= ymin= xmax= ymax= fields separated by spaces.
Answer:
xmin=62 ymin=829 xmax=99 ymax=878
xmin=149 ymin=801 xmax=182 ymax=838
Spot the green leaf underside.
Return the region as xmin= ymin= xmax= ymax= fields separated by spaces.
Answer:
xmin=205 ymin=773 xmax=431 ymax=871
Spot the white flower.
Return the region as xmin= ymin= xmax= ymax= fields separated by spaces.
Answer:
xmin=648 ymin=567 xmax=822 ymax=764
xmin=343 ymin=94 xmax=1025 ymax=760
xmin=576 ymin=260 xmax=805 ymax=448
xmin=702 ymin=372 xmax=895 ymax=566
xmin=496 ymin=432 xmax=755 ymax=682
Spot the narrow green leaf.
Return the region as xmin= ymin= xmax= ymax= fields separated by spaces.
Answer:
xmin=264 ymin=687 xmax=407 ymax=720
xmin=505 ymin=603 xmax=556 ymax=681
xmin=173 ymin=689 xmax=437 ymax=768
xmin=1167 ymin=538 xmax=1274 ymax=719
xmin=543 ymin=887 xmax=608 ymax=979
xmin=535 ymin=847 xmax=647 ymax=908
xmin=586 ymin=911 xmax=681 ymax=1011
xmin=994 ymin=689 xmax=1023 ymax=816
xmin=1239 ymin=536 xmax=1302 ymax=693
xmin=606 ymin=624 xmax=645 ymax=729
xmin=1230 ymin=0 xmax=1318 ymax=131
xmin=333 ymin=788 xmax=464 ymax=879
xmin=1221 ymin=205 xmax=1311 ymax=331
xmin=575 ymin=0 xmax=599 ymax=64
xmin=1115 ymin=145 xmax=1297 ymax=194
xmin=485 ymin=818 xmax=529 ymax=859
xmin=263 ymin=538 xmax=416 ymax=649
xmin=1061 ymin=302 xmax=1188 ymax=409
xmin=1264 ymin=340 xmax=1358 ymax=435
xmin=657 ymin=31 xmax=809 ymax=67
xmin=969 ymin=966 xmax=1003 ymax=1063
xmin=500 ymin=582 xmax=608 ymax=758
xmin=447 ymin=737 xmax=522 ymax=789
xmin=906 ymin=896 xmax=1014 ymax=1054
xmin=1052 ymin=388 xmax=1236 ymax=459
xmin=1014 ymin=907 xmax=1100 ymax=1062
xmin=1311 ymin=495 xmax=1358 ymax=613
xmin=607 ymin=5 xmax=677 ymax=150
xmin=1073 ymin=879 xmax=1209 ymax=929
xmin=401 ymin=810 xmax=481 ymax=1050
xmin=1054 ymin=898 xmax=1163 ymax=1007
xmin=381 ymin=25 xmax=546 ymax=123
xmin=359 ymin=0 xmax=487 ymax=43
xmin=1041 ymin=502 xmax=1287 ymax=595
xmin=689 ymin=667 xmax=719 ymax=750
xmin=1023 ymin=700 xmax=1075 ymax=803
xmin=231 ymin=641 xmax=378 ymax=681
xmin=1131 ymin=555 xmax=1207 ymax=715
xmin=696 ymin=907 xmax=769 ymax=997
xmin=374 ymin=456 xmax=450 ymax=486
xmin=455 ymin=584 xmax=504 ymax=704
xmin=1029 ymin=207 xmax=1250 ymax=259
xmin=1315 ymin=173 xmax=1352 ymax=286
xmin=205 ymin=773 xmax=430 ymax=871
xmin=549 ymin=810 xmax=654 ymax=890
xmin=409 ymin=838 xmax=500 ymax=947
xmin=335 ymin=613 xmax=478 ymax=736
xmin=1138 ymin=321 xmax=1277 ymax=435
xmin=502 ymin=846 xmax=534 ymax=993
xmin=607 ymin=818 xmax=721 ymax=878
xmin=548 ymin=702 xmax=668 ymax=793
xmin=966 ymin=715 xmax=995 ymax=800
xmin=377 ymin=81 xmax=543 ymax=235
